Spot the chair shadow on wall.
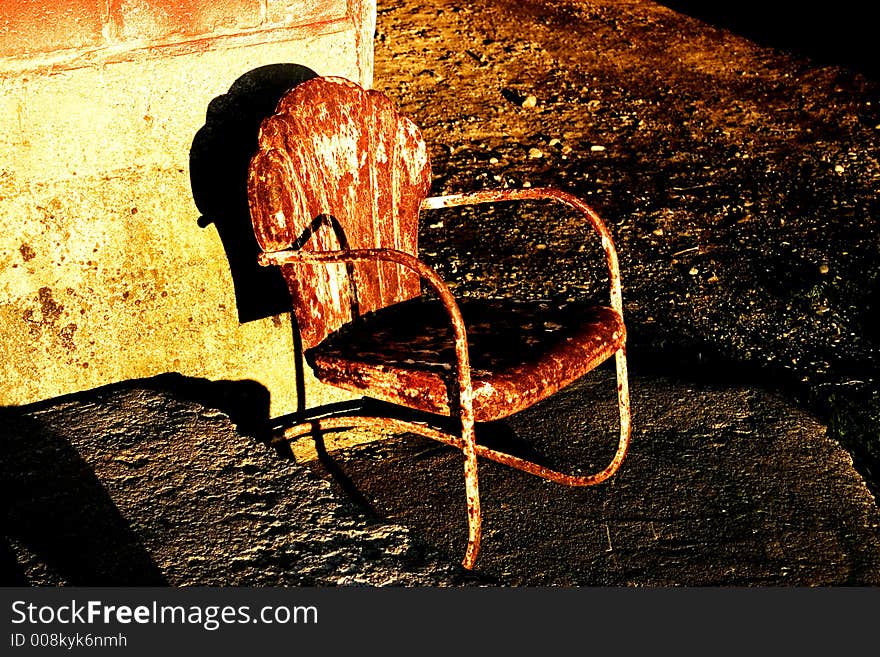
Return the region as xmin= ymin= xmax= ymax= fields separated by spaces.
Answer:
xmin=189 ymin=63 xmax=319 ymax=324
xmin=0 ymin=373 xmax=270 ymax=585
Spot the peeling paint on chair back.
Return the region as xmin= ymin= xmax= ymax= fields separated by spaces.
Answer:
xmin=248 ymin=76 xmax=432 ymax=349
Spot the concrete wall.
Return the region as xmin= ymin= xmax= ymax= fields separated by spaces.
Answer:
xmin=1 ymin=0 xmax=376 ymax=415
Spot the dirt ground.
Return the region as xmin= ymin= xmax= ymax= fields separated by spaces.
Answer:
xmin=3 ymin=0 xmax=880 ymax=586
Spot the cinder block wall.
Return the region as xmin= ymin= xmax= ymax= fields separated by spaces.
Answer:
xmin=1 ymin=0 xmax=375 ymax=415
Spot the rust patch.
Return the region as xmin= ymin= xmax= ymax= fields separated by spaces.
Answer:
xmin=59 ymin=323 xmax=78 ymax=352
xmin=38 ymin=287 xmax=64 ymax=325
xmin=19 ymin=243 xmax=36 ymax=261
xmin=23 ymin=287 xmax=68 ymax=341
xmin=22 ymin=310 xmax=41 ymax=339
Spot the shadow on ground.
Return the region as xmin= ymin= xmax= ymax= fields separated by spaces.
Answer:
xmin=1 ymin=410 xmax=167 ymax=586
xmin=0 ymin=373 xmax=271 ymax=586
xmin=3 ymin=361 xmax=879 ymax=585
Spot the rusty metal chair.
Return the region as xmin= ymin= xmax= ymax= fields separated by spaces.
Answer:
xmin=247 ymin=76 xmax=631 ymax=570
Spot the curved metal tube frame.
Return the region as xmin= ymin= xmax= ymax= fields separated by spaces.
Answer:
xmin=258 ymin=187 xmax=631 ymax=570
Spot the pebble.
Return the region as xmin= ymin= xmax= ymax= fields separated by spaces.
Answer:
xmin=652 ymin=228 xmax=664 ymax=236
xmin=834 ymin=164 xmax=845 ymax=173
xmin=590 ymin=144 xmax=606 ymax=152
xmin=521 ymin=95 xmax=538 ymax=108
xmin=548 ymin=138 xmax=561 ymax=147
xmin=689 ymin=266 xmax=699 ymax=276
xmin=819 ymin=263 xmax=830 ymax=275
xmin=528 ymin=147 xmax=544 ymax=159
xmin=489 ymin=157 xmax=499 ymax=164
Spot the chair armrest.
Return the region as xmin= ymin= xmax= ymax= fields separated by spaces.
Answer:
xmin=258 ymin=247 xmax=476 ymax=430
xmin=421 ymin=187 xmax=624 ymax=317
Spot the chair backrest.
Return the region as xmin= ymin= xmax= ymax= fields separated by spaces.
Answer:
xmin=248 ymin=76 xmax=432 ymax=349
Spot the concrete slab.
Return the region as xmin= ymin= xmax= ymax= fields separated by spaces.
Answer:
xmin=2 ymin=368 xmax=877 ymax=585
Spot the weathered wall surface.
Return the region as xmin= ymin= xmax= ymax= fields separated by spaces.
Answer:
xmin=1 ymin=0 xmax=376 ymax=415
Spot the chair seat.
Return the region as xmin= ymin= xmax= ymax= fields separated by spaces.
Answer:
xmin=306 ymin=297 xmax=625 ymax=422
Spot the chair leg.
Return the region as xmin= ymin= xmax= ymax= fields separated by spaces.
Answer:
xmin=614 ymin=346 xmax=631 ymax=473
xmin=461 ymin=423 xmax=482 ymax=570
xmin=269 ymin=348 xmax=630 ymax=570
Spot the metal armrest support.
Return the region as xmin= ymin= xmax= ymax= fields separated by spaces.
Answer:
xmin=422 ymin=187 xmax=630 ymax=486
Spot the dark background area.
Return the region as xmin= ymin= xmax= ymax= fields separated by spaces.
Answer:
xmin=659 ymin=2 xmax=878 ymax=79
